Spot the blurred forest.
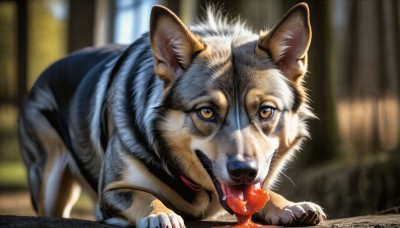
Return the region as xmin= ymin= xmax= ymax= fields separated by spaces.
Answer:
xmin=0 ymin=0 xmax=399 ymax=220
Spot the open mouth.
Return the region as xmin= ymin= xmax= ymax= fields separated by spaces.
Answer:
xmin=220 ymin=182 xmax=263 ymax=201
xmin=195 ymin=150 xmax=265 ymax=214
xmin=219 ymin=182 xmax=265 ymax=214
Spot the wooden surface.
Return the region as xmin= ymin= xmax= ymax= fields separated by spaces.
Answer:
xmin=0 ymin=214 xmax=399 ymax=228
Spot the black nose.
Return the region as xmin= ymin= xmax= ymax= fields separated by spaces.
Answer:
xmin=227 ymin=159 xmax=258 ymax=184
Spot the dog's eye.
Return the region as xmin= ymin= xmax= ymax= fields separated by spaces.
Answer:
xmin=259 ymin=106 xmax=274 ymax=120
xmin=198 ymin=107 xmax=215 ymax=121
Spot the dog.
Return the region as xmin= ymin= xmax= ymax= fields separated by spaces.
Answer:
xmin=18 ymin=3 xmax=326 ymax=227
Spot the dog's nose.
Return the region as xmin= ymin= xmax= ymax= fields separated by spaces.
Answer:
xmin=227 ymin=160 xmax=258 ymax=184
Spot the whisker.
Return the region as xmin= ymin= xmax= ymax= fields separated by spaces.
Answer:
xmin=279 ymin=170 xmax=295 ymax=187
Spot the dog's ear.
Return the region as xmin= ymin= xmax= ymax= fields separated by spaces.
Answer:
xmin=150 ymin=5 xmax=205 ymax=85
xmin=256 ymin=3 xmax=311 ymax=82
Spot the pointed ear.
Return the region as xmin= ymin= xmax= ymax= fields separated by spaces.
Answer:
xmin=150 ymin=5 xmax=205 ymax=84
xmin=256 ymin=3 xmax=311 ymax=82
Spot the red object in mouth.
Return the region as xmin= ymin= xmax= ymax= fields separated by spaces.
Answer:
xmin=225 ymin=184 xmax=270 ymax=228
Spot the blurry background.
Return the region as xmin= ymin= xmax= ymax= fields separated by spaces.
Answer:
xmin=0 ymin=0 xmax=399 ymax=220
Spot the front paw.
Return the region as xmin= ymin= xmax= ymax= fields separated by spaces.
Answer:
xmin=263 ymin=201 xmax=326 ymax=226
xmin=138 ymin=212 xmax=185 ymax=228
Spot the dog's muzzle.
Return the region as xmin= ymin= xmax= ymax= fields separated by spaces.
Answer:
xmin=195 ymin=150 xmax=265 ymax=214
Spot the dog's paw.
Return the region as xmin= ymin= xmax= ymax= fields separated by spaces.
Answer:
xmin=263 ymin=201 xmax=326 ymax=226
xmin=137 ymin=212 xmax=185 ymax=228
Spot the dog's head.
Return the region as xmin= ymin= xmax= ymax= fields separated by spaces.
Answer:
xmin=150 ymin=4 xmax=312 ymax=212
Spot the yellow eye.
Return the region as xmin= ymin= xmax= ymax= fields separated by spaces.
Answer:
xmin=198 ymin=107 xmax=215 ymax=120
xmin=259 ymin=106 xmax=274 ymax=120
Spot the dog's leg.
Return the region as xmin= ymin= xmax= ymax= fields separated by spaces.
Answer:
xmin=100 ymin=189 xmax=184 ymax=227
xmin=41 ymin=152 xmax=81 ymax=217
xmin=19 ymin=107 xmax=81 ymax=217
xmin=256 ymin=190 xmax=326 ymax=226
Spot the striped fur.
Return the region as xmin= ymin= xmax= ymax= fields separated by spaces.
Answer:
xmin=19 ymin=3 xmax=326 ymax=227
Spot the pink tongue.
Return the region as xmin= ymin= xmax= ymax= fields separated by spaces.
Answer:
xmin=224 ymin=184 xmax=259 ymax=200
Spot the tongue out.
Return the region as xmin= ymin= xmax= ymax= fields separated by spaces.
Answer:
xmin=223 ymin=184 xmax=269 ymax=216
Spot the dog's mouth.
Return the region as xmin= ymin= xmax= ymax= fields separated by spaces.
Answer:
xmin=194 ymin=150 xmax=265 ymax=214
xmin=219 ymin=182 xmax=265 ymax=214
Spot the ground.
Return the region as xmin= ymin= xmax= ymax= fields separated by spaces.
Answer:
xmin=0 ymin=214 xmax=399 ymax=227
xmin=1 ymin=188 xmax=399 ymax=227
